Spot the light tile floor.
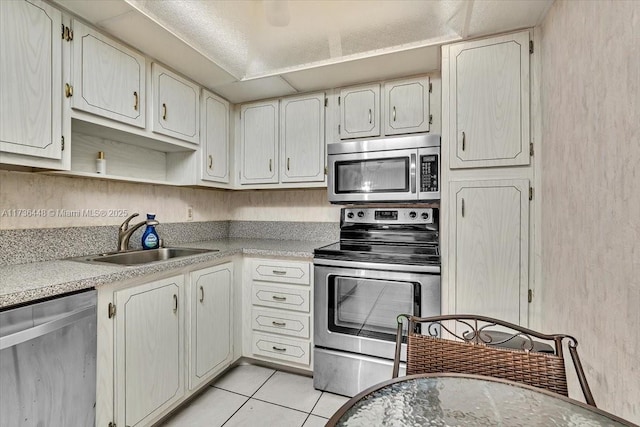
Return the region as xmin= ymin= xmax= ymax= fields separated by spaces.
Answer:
xmin=161 ymin=365 xmax=349 ymax=426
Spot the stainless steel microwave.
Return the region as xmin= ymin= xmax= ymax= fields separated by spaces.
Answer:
xmin=327 ymin=134 xmax=440 ymax=203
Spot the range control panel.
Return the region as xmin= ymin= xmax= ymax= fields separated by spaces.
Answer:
xmin=343 ymin=208 xmax=435 ymax=225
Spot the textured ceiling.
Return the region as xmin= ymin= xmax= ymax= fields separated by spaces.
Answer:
xmin=54 ymin=0 xmax=554 ymax=102
xmin=125 ymin=0 xmax=469 ymax=80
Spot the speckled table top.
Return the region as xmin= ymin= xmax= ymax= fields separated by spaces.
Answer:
xmin=0 ymin=238 xmax=332 ymax=309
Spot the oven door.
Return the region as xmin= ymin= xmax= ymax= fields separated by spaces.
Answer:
xmin=314 ymin=263 xmax=440 ymax=360
xmin=327 ymin=149 xmax=417 ymax=203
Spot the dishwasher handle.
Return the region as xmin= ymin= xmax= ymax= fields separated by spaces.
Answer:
xmin=0 ymin=305 xmax=96 ymax=350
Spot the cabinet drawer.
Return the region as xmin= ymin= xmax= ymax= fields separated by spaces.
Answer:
xmin=252 ymin=284 xmax=309 ymax=312
xmin=251 ymin=259 xmax=310 ymax=285
xmin=252 ymin=333 xmax=310 ymax=365
xmin=252 ymin=309 xmax=310 ymax=339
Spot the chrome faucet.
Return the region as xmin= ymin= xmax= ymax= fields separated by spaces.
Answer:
xmin=117 ymin=213 xmax=159 ymax=252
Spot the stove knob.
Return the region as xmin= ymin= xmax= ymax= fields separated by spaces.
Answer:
xmin=357 ymin=211 xmax=365 ymax=218
xmin=421 ymin=212 xmax=429 ymax=220
xmin=347 ymin=212 xmax=354 ymax=219
xmin=409 ymin=211 xmax=417 ymax=219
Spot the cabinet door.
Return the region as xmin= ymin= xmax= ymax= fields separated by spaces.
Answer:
xmin=240 ymin=100 xmax=278 ymax=184
xmin=201 ymin=90 xmax=229 ymax=183
xmin=280 ymin=93 xmax=325 ymax=183
xmin=339 ymin=84 xmax=380 ymax=139
xmin=449 ymin=31 xmax=530 ymax=169
xmin=190 ymin=263 xmax=233 ymax=389
xmin=0 ymin=0 xmax=62 ymax=160
xmin=71 ymin=20 xmax=145 ymax=128
xmin=449 ymin=179 xmax=529 ymax=325
xmin=115 ymin=275 xmax=184 ymax=427
xmin=384 ymin=76 xmax=430 ymax=135
xmin=152 ymin=63 xmax=199 ymax=144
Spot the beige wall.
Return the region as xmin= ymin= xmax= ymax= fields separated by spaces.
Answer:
xmin=540 ymin=0 xmax=639 ymax=422
xmin=0 ymin=170 xmax=339 ymax=229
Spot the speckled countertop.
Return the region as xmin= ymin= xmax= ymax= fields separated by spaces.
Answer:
xmin=0 ymin=238 xmax=332 ymax=309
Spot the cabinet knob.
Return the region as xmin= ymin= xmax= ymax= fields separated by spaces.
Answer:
xmin=162 ymin=103 xmax=167 ymax=120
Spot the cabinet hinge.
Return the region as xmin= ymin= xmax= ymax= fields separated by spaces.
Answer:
xmin=529 ymin=142 xmax=534 ymax=156
xmin=61 ymin=136 xmax=65 ymax=151
xmin=108 ymin=422 xmax=116 ymax=427
xmin=338 ymin=124 xmax=341 ymax=135
xmin=529 ymin=40 xmax=534 ymax=54
xmin=528 ymin=289 xmax=533 ymax=303
xmin=64 ymin=83 xmax=73 ymax=98
xmin=529 ymin=187 xmax=534 ymax=201
xmin=324 ymin=166 xmax=328 ymax=175
xmin=429 ymin=114 xmax=433 ymax=125
xmin=338 ymin=96 xmax=341 ymax=106
xmin=62 ymin=25 xmax=73 ymax=42
xmin=324 ymin=98 xmax=328 ymax=107
xmin=428 ymin=82 xmax=433 ymax=93
xmin=108 ymin=303 xmax=116 ymax=319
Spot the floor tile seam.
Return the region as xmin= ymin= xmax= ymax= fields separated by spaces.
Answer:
xmin=249 ymin=396 xmax=316 ymax=415
xmin=308 ymin=391 xmax=325 ymax=417
xmin=220 ymin=394 xmax=252 ymax=427
xmin=251 ymin=369 xmax=278 ymax=397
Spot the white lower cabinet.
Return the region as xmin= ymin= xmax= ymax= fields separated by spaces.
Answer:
xmin=114 ymin=275 xmax=185 ymax=427
xmin=246 ymin=258 xmax=313 ymax=370
xmin=189 ymin=263 xmax=234 ymax=390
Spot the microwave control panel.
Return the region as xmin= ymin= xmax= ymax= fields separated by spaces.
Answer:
xmin=420 ymin=154 xmax=439 ymax=192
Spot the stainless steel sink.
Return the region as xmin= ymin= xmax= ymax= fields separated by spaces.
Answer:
xmin=73 ymin=247 xmax=218 ymax=266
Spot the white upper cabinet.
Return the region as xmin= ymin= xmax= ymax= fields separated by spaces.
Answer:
xmin=384 ymin=76 xmax=431 ymax=135
xmin=448 ymin=31 xmax=530 ymax=169
xmin=280 ymin=93 xmax=325 ymax=183
xmin=240 ymin=100 xmax=279 ymax=184
xmin=339 ymin=83 xmax=380 ymax=139
xmin=71 ymin=19 xmax=145 ymax=128
xmin=0 ymin=0 xmax=62 ymax=160
xmin=201 ymin=90 xmax=229 ymax=183
xmin=449 ymin=179 xmax=530 ymax=326
xmin=152 ymin=63 xmax=200 ymax=144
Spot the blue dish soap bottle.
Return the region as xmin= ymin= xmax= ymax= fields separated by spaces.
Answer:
xmin=142 ymin=213 xmax=160 ymax=249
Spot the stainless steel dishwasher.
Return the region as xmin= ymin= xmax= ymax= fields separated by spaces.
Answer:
xmin=0 ymin=290 xmax=97 ymax=427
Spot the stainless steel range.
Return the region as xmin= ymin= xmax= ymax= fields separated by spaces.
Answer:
xmin=313 ymin=207 xmax=441 ymax=397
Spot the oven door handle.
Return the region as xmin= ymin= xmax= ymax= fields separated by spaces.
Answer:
xmin=410 ymin=153 xmax=417 ymax=195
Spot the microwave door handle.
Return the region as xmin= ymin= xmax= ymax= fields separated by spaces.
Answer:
xmin=410 ymin=153 xmax=417 ymax=195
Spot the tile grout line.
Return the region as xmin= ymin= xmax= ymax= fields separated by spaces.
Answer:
xmin=301 ymin=391 xmax=325 ymax=426
xmin=220 ymin=369 xmax=278 ymax=427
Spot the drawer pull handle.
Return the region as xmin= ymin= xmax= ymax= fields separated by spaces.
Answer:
xmin=199 ymin=286 xmax=204 ymax=303
xmin=272 ymin=346 xmax=287 ymax=352
xmin=368 ymin=108 xmax=372 ymax=124
xmin=162 ymin=103 xmax=167 ymax=120
xmin=272 ymin=295 xmax=287 ymax=301
xmin=272 ymin=270 xmax=287 ymax=275
xmin=173 ymin=294 xmax=178 ymax=313
xmin=208 ymin=155 xmax=213 ymax=169
xmin=133 ymin=91 xmax=138 ymax=111
xmin=392 ymin=106 xmax=396 ymax=122
xmin=461 ymin=131 xmax=466 ymax=151
xmin=272 ymin=321 xmax=287 ymax=327
xmin=269 ymin=159 xmax=272 ymax=172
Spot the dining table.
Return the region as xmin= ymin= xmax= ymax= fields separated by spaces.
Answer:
xmin=327 ymin=373 xmax=637 ymax=426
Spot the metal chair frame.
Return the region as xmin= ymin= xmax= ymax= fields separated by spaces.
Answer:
xmin=392 ymin=314 xmax=596 ymax=407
